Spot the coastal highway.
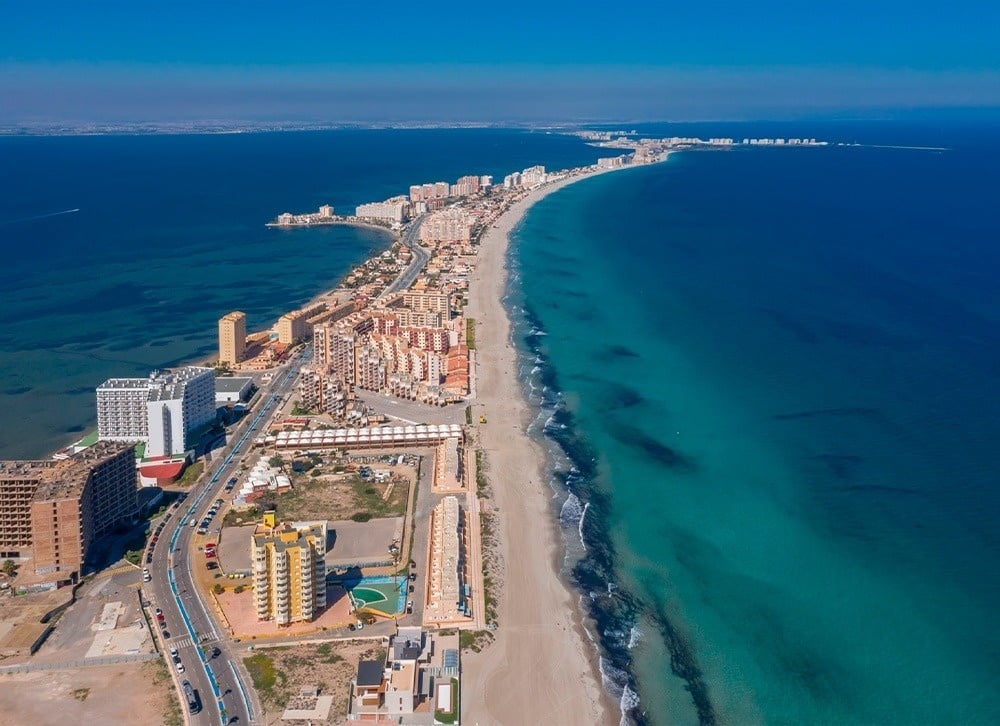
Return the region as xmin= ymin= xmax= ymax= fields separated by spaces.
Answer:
xmin=381 ymin=214 xmax=429 ymax=297
xmin=145 ymin=351 xmax=308 ymax=724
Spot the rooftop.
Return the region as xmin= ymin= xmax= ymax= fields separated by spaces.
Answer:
xmin=32 ymin=441 xmax=135 ymax=501
xmin=356 ymin=659 xmax=383 ymax=687
xmin=215 ymin=376 xmax=253 ymax=393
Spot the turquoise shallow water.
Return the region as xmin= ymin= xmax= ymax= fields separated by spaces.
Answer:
xmin=511 ymin=124 xmax=1000 ymax=724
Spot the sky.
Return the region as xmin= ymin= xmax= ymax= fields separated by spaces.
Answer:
xmin=2 ymin=0 xmax=999 ymax=124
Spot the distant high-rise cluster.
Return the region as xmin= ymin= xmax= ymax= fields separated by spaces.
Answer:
xmin=504 ymin=165 xmax=547 ymax=189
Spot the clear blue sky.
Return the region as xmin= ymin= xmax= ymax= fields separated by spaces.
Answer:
xmin=3 ymin=0 xmax=999 ymax=122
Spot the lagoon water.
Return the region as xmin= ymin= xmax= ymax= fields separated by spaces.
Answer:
xmin=512 ymin=122 xmax=1000 ymax=724
xmin=0 ymin=129 xmax=604 ymax=459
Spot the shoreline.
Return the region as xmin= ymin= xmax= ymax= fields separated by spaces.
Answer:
xmin=462 ymin=163 xmax=650 ymax=725
xmin=47 ymin=221 xmax=398 ymax=462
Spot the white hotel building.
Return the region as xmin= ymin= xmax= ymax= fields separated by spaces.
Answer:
xmin=96 ymin=367 xmax=216 ymax=457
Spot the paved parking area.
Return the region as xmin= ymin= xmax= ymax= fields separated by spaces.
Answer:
xmin=354 ymin=390 xmax=467 ymax=425
xmin=33 ymin=566 xmax=153 ymax=665
xmin=327 ymin=517 xmax=403 ymax=568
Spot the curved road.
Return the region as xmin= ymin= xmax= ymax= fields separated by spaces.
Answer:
xmin=145 ymin=351 xmax=309 ymax=725
xmin=381 ymin=214 xmax=428 ymax=297
xmin=146 ymin=211 xmax=425 ymax=723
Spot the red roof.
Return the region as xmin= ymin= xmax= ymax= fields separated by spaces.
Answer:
xmin=138 ymin=460 xmax=186 ymax=481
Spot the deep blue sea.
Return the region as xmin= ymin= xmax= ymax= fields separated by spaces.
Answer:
xmin=0 ymin=128 xmax=605 ymax=459
xmin=3 ymin=123 xmax=999 ymax=725
xmin=511 ymin=121 xmax=1000 ymax=724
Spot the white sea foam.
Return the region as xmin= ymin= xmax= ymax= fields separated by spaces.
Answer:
xmin=619 ymin=684 xmax=641 ymax=726
xmin=627 ymin=624 xmax=643 ymax=650
xmin=560 ymin=493 xmax=584 ymax=523
xmin=600 ymin=656 xmax=641 ymax=726
xmin=578 ymin=501 xmax=590 ymax=549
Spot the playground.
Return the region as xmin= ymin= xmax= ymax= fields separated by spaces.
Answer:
xmin=341 ymin=575 xmax=406 ymax=617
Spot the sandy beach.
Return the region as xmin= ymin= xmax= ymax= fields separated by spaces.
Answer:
xmin=462 ymin=171 xmax=626 ymax=726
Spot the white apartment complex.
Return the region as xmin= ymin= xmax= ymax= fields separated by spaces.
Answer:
xmin=356 ymin=197 xmax=409 ymax=223
xmin=96 ymin=378 xmax=153 ymax=441
xmin=97 ymin=367 xmax=216 ymax=457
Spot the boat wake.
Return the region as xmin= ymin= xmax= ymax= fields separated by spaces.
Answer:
xmin=1 ymin=208 xmax=80 ymax=226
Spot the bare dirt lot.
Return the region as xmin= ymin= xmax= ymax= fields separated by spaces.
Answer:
xmin=246 ymin=639 xmax=386 ymax=725
xmin=225 ymin=465 xmax=411 ymax=525
xmin=0 ymin=588 xmax=68 ymax=661
xmin=0 ymin=659 xmax=182 ymax=726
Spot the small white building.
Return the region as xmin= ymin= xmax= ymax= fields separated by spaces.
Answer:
xmin=215 ymin=376 xmax=254 ymax=404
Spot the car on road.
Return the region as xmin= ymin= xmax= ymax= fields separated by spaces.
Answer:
xmin=169 ymin=647 xmax=178 ymax=657
xmin=356 ymin=620 xmax=364 ymax=630
xmin=182 ymin=679 xmax=201 ymax=714
xmin=142 ymin=568 xmax=151 ymax=582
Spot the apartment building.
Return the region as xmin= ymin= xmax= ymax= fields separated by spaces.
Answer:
xmin=145 ymin=367 xmax=216 ymax=457
xmin=0 ymin=442 xmax=137 ymax=581
xmin=520 ymin=165 xmax=547 ymax=186
xmin=401 ymin=291 xmax=451 ymax=314
xmin=96 ymin=377 xmax=151 ymax=441
xmin=98 ymin=367 xmax=216 ymax=457
xmin=425 ymin=495 xmax=470 ymax=625
xmin=355 ymin=197 xmax=409 ymax=223
xmin=448 ymin=175 xmax=481 ymax=198
xmin=419 ymin=208 xmax=475 ymax=244
xmin=276 ymin=302 xmax=327 ymax=344
xmin=251 ymin=513 xmax=327 ymax=626
xmin=219 ymin=311 xmax=247 ymax=365
xmin=297 ymin=367 xmax=348 ymax=417
xmin=408 ymin=181 xmax=450 ymax=203
xmin=0 ymin=460 xmax=52 ymax=559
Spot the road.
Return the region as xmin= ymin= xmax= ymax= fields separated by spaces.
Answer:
xmin=381 ymin=214 xmax=429 ymax=297
xmin=145 ymin=349 xmax=310 ymax=725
